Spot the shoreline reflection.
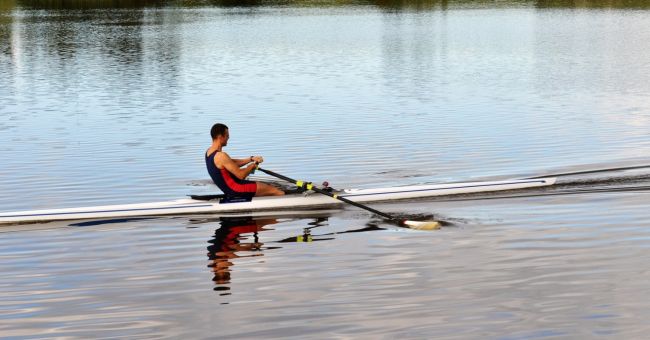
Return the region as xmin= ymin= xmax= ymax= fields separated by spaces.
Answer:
xmin=8 ymin=0 xmax=650 ymax=10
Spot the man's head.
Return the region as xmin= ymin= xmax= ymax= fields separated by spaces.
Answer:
xmin=211 ymin=123 xmax=229 ymax=145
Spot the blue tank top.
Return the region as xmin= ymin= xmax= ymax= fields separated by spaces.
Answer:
xmin=205 ymin=151 xmax=256 ymax=198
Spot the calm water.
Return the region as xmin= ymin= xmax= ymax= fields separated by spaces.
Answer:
xmin=1 ymin=0 xmax=650 ymax=338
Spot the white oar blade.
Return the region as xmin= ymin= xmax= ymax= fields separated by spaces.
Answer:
xmin=403 ymin=220 xmax=441 ymax=230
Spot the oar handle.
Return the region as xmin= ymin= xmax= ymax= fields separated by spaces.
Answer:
xmin=257 ymin=167 xmax=398 ymax=222
xmin=256 ymin=167 xmax=298 ymax=184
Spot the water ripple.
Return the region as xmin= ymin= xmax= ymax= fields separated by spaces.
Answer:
xmin=2 ymin=4 xmax=650 ymax=339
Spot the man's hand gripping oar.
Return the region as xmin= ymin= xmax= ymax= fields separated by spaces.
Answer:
xmin=256 ymin=167 xmax=441 ymax=230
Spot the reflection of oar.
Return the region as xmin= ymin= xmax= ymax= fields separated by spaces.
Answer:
xmin=256 ymin=167 xmax=440 ymax=230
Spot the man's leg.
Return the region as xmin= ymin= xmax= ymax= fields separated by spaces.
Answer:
xmin=255 ymin=182 xmax=285 ymax=197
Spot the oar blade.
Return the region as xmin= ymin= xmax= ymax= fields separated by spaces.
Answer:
xmin=403 ymin=220 xmax=441 ymax=230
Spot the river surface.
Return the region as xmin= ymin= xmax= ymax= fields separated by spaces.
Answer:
xmin=1 ymin=0 xmax=650 ymax=338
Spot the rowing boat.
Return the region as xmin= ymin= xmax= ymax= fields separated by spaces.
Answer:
xmin=0 ymin=177 xmax=556 ymax=224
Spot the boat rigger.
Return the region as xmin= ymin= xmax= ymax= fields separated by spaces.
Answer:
xmin=0 ymin=177 xmax=556 ymax=225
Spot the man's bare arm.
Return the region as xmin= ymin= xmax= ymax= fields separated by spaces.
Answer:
xmin=217 ymin=153 xmax=258 ymax=180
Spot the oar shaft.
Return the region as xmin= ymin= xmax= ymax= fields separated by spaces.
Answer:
xmin=257 ymin=167 xmax=396 ymax=221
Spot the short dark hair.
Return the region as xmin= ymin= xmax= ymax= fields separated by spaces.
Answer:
xmin=210 ymin=123 xmax=228 ymax=140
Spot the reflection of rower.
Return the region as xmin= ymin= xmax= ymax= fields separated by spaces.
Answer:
xmin=207 ymin=217 xmax=277 ymax=293
xmin=207 ymin=215 xmax=385 ymax=294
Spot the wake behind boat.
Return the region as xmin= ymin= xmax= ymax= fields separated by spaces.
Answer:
xmin=0 ymin=177 xmax=556 ymax=225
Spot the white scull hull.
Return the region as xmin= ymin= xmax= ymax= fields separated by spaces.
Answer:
xmin=0 ymin=177 xmax=556 ymax=224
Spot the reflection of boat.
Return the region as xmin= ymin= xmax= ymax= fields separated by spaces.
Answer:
xmin=0 ymin=177 xmax=555 ymax=224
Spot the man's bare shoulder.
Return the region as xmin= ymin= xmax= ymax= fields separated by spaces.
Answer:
xmin=215 ymin=151 xmax=230 ymax=158
xmin=214 ymin=151 xmax=231 ymax=161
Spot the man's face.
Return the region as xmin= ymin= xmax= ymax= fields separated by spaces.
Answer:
xmin=221 ymin=129 xmax=230 ymax=146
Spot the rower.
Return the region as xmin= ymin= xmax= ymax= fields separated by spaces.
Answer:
xmin=206 ymin=123 xmax=284 ymax=199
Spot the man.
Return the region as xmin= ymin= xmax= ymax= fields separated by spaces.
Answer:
xmin=206 ymin=123 xmax=284 ymax=198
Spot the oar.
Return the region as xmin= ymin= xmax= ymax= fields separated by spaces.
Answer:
xmin=256 ymin=167 xmax=440 ymax=230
